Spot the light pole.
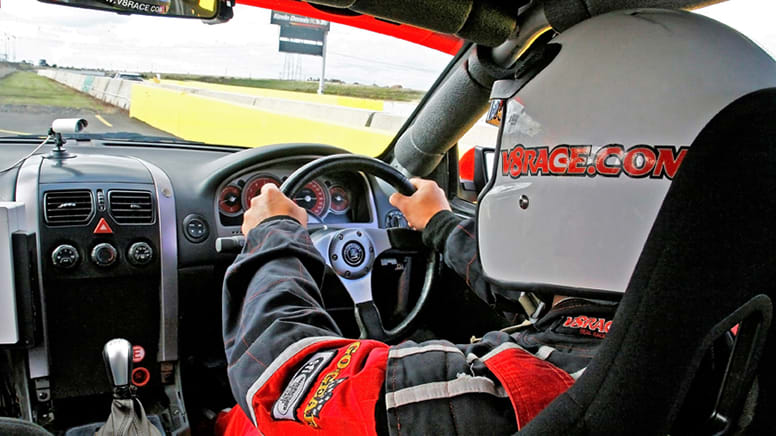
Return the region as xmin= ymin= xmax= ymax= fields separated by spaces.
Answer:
xmin=317 ymin=31 xmax=327 ymax=95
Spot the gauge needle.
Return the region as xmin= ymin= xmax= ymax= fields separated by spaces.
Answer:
xmin=295 ymin=196 xmax=314 ymax=202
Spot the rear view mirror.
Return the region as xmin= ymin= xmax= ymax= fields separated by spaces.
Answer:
xmin=37 ymin=0 xmax=228 ymax=20
xmin=459 ymin=146 xmax=495 ymax=202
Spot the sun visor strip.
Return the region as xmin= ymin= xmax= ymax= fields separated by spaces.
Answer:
xmin=542 ymin=0 xmax=710 ymax=32
xmin=307 ymin=0 xmax=519 ymax=47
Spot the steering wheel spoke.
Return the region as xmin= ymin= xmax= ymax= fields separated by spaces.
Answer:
xmin=313 ymin=228 xmax=385 ymax=303
xmin=284 ymin=154 xmax=436 ymax=342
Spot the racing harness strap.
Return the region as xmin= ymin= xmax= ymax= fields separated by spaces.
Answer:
xmin=482 ymin=344 xmax=574 ymax=430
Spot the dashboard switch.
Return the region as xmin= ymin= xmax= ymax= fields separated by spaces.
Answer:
xmin=183 ymin=214 xmax=209 ymax=243
xmin=93 ymin=217 xmax=113 ymax=234
xmin=52 ymin=244 xmax=79 ymax=269
xmin=385 ymin=210 xmax=408 ymax=229
xmin=127 ymin=242 xmax=153 ymax=266
xmin=91 ymin=243 xmax=118 ymax=267
xmin=131 ymin=367 xmax=150 ymax=387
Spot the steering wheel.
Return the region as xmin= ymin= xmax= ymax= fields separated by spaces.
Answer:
xmin=280 ymin=154 xmax=438 ymax=343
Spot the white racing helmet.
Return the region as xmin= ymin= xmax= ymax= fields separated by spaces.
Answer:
xmin=477 ymin=8 xmax=776 ymax=296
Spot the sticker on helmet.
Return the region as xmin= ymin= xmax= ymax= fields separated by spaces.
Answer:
xmin=501 ymin=144 xmax=689 ymax=180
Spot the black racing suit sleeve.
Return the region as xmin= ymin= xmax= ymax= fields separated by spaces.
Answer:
xmin=222 ymin=217 xmax=340 ymax=414
xmin=422 ymin=210 xmax=522 ymax=309
xmin=222 ymin=216 xmax=390 ymax=433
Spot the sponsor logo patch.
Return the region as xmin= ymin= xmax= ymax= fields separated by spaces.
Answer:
xmin=562 ymin=316 xmax=612 ymax=339
xmin=272 ymin=350 xmax=335 ymax=421
xmin=501 ymin=144 xmax=688 ymax=180
xmin=302 ymin=342 xmax=360 ymax=428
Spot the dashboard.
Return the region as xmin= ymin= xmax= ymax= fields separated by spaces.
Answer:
xmin=0 ymin=139 xmax=410 ymax=431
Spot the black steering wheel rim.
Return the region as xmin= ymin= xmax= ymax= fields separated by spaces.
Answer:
xmin=280 ymin=154 xmax=436 ymax=343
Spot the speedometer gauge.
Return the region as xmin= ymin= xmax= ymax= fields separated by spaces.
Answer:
xmin=242 ymin=174 xmax=280 ymax=210
xmin=218 ymin=185 xmax=243 ymax=216
xmin=293 ymin=180 xmax=329 ymax=217
xmin=329 ymin=186 xmax=350 ymax=214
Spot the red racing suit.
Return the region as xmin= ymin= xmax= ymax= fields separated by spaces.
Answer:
xmin=218 ymin=211 xmax=617 ymax=435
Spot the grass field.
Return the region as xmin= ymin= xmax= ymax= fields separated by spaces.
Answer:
xmin=0 ymin=71 xmax=116 ymax=112
xmin=160 ymin=74 xmax=425 ymax=102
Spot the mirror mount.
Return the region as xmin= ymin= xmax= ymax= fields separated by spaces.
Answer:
xmin=204 ymin=0 xmax=234 ymax=24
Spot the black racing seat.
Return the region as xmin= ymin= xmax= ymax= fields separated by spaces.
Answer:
xmin=0 ymin=417 xmax=52 ymax=436
xmin=521 ymin=88 xmax=776 ymax=435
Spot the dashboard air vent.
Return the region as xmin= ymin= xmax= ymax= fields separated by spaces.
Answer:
xmin=44 ymin=190 xmax=94 ymax=226
xmin=108 ymin=190 xmax=154 ymax=224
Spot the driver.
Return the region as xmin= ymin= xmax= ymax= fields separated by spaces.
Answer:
xmin=215 ymin=179 xmax=616 ymax=435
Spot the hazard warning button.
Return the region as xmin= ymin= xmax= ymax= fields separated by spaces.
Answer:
xmin=93 ymin=217 xmax=113 ymax=234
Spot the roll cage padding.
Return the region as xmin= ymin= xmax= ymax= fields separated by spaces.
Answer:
xmin=542 ymin=0 xmax=706 ymax=32
xmin=519 ymin=88 xmax=776 ymax=435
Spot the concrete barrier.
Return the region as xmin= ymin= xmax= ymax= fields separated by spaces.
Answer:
xmin=130 ymin=85 xmax=394 ymax=156
xmin=157 ymin=82 xmax=375 ymax=127
xmin=161 ymin=79 xmax=385 ymax=111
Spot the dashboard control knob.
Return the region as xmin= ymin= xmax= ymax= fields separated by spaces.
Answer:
xmin=52 ymin=244 xmax=79 ymax=269
xmin=91 ymin=243 xmax=118 ymax=267
xmin=127 ymin=242 xmax=153 ymax=266
xmin=182 ymin=214 xmax=209 ymax=243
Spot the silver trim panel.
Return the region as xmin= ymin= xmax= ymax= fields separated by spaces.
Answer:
xmin=15 ymin=156 xmax=50 ymax=379
xmin=137 ymin=158 xmax=179 ymax=362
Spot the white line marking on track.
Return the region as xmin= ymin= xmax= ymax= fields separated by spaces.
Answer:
xmin=95 ymin=114 xmax=113 ymax=127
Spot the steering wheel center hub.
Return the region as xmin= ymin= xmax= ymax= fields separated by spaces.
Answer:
xmin=329 ymin=229 xmax=374 ymax=279
xmin=343 ymin=241 xmax=365 ymax=266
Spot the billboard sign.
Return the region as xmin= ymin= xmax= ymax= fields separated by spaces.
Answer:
xmin=271 ymin=11 xmax=329 ymax=56
xmin=271 ymin=11 xmax=330 ymax=31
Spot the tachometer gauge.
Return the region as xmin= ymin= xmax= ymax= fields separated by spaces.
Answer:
xmin=218 ymin=185 xmax=243 ymax=216
xmin=328 ymin=186 xmax=350 ymax=214
xmin=242 ymin=174 xmax=280 ymax=210
xmin=293 ymin=180 xmax=329 ymax=218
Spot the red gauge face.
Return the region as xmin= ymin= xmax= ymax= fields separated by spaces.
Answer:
xmin=293 ymin=181 xmax=329 ymax=217
xmin=242 ymin=175 xmax=280 ymax=210
xmin=218 ymin=185 xmax=243 ymax=216
xmin=329 ymin=186 xmax=350 ymax=214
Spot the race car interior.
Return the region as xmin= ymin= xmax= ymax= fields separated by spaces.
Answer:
xmin=1 ymin=0 xmax=775 ymax=435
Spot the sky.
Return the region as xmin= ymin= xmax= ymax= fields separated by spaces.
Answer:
xmin=0 ymin=0 xmax=774 ymax=90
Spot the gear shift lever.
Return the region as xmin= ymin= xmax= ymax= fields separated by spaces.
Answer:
xmin=97 ymin=339 xmax=161 ymax=436
xmin=102 ymin=338 xmax=133 ymax=398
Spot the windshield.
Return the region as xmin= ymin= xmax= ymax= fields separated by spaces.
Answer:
xmin=0 ymin=0 xmax=454 ymax=156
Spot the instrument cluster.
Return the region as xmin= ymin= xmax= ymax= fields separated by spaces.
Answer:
xmin=217 ymin=168 xmax=365 ymax=226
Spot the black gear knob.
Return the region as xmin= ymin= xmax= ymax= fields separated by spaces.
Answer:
xmin=102 ymin=338 xmax=133 ymax=398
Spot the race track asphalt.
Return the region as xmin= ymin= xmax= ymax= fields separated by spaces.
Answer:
xmin=0 ymin=104 xmax=176 ymax=138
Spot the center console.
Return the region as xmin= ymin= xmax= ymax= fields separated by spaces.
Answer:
xmin=9 ymin=151 xmax=186 ymax=433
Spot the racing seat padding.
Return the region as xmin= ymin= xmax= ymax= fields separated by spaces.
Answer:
xmin=520 ymin=88 xmax=776 ymax=435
